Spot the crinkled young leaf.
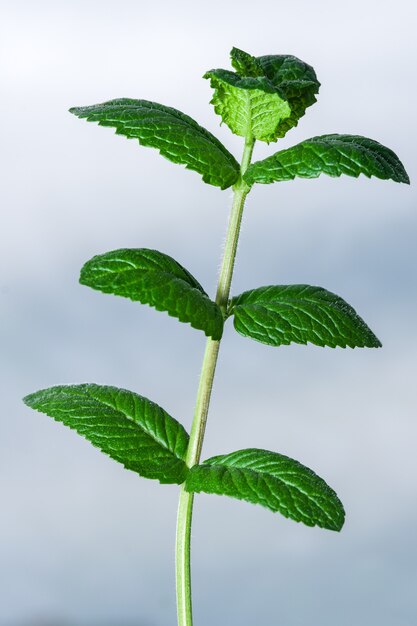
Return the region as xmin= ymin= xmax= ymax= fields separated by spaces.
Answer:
xmin=186 ymin=448 xmax=345 ymax=531
xmin=204 ymin=68 xmax=292 ymax=143
xmin=80 ymin=249 xmax=224 ymax=340
xmin=23 ymin=384 xmax=190 ymax=484
xmin=229 ymin=285 xmax=381 ymax=348
xmin=245 ymin=134 xmax=410 ymax=185
xmin=205 ymin=48 xmax=319 ymax=142
xmin=255 ymin=52 xmax=320 ymax=139
xmin=69 ymin=99 xmax=240 ymax=189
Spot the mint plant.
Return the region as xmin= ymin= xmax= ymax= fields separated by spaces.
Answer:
xmin=24 ymin=47 xmax=409 ymax=625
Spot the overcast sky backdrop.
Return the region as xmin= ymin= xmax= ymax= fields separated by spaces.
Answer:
xmin=1 ymin=1 xmax=416 ymax=625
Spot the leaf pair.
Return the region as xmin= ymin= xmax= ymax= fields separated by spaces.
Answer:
xmin=69 ymin=46 xmax=316 ymax=189
xmin=24 ymin=384 xmax=344 ymax=531
xmin=68 ymin=48 xmax=320 ymax=186
xmin=80 ymin=248 xmax=381 ymax=350
xmin=70 ymin=47 xmax=409 ymax=189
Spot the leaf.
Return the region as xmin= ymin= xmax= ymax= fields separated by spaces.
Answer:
xmin=229 ymin=285 xmax=381 ymax=348
xmin=23 ymin=384 xmax=190 ymax=484
xmin=69 ymin=99 xmax=240 ymax=190
xmin=204 ymin=69 xmax=292 ymax=143
xmin=244 ymin=134 xmax=410 ymax=185
xmin=204 ymin=48 xmax=320 ymax=142
xmin=186 ymin=448 xmax=345 ymax=531
xmin=80 ymin=248 xmax=224 ymax=340
xmin=255 ymin=52 xmax=320 ymax=139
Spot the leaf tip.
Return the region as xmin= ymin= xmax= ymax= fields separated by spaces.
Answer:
xmin=318 ymin=496 xmax=345 ymax=532
xmin=78 ymin=264 xmax=90 ymax=287
xmin=229 ymin=45 xmax=248 ymax=60
xmin=329 ymin=516 xmax=345 ymax=533
xmin=22 ymin=391 xmax=36 ymax=408
xmin=23 ymin=390 xmax=47 ymax=414
xmin=364 ymin=330 xmax=382 ymax=349
xmin=335 ymin=508 xmax=346 ymax=532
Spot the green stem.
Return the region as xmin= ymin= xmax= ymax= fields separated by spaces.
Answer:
xmin=175 ymin=135 xmax=255 ymax=626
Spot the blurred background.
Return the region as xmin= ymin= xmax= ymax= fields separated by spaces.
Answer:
xmin=1 ymin=0 xmax=416 ymax=624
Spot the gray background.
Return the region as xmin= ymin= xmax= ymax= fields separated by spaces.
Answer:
xmin=1 ymin=1 xmax=416 ymax=624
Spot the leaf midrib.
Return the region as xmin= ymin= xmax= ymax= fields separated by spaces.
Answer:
xmin=87 ymin=100 xmax=238 ymax=168
xmin=90 ymin=267 xmax=208 ymax=297
xmin=80 ymin=387 xmax=182 ymax=457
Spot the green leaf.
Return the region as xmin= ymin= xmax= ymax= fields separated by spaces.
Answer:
xmin=204 ymin=69 xmax=291 ymax=143
xmin=204 ymin=48 xmax=320 ymax=142
xmin=69 ymin=99 xmax=240 ymax=189
xmin=245 ymin=134 xmax=410 ymax=185
xmin=23 ymin=384 xmax=190 ymax=484
xmin=186 ymin=448 xmax=345 ymax=531
xmin=80 ymin=248 xmax=224 ymax=340
xmin=229 ymin=285 xmax=381 ymax=348
xmin=255 ymin=52 xmax=320 ymax=139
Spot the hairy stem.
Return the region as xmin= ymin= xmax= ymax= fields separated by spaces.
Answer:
xmin=175 ymin=135 xmax=255 ymax=626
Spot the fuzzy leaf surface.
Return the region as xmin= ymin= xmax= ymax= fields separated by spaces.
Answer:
xmin=205 ymin=48 xmax=320 ymax=142
xmin=229 ymin=285 xmax=381 ymax=348
xmin=70 ymin=99 xmax=240 ymax=189
xmin=80 ymin=249 xmax=224 ymax=340
xmin=245 ymin=134 xmax=410 ymax=185
xmin=24 ymin=384 xmax=189 ymax=484
xmin=186 ymin=448 xmax=345 ymax=531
